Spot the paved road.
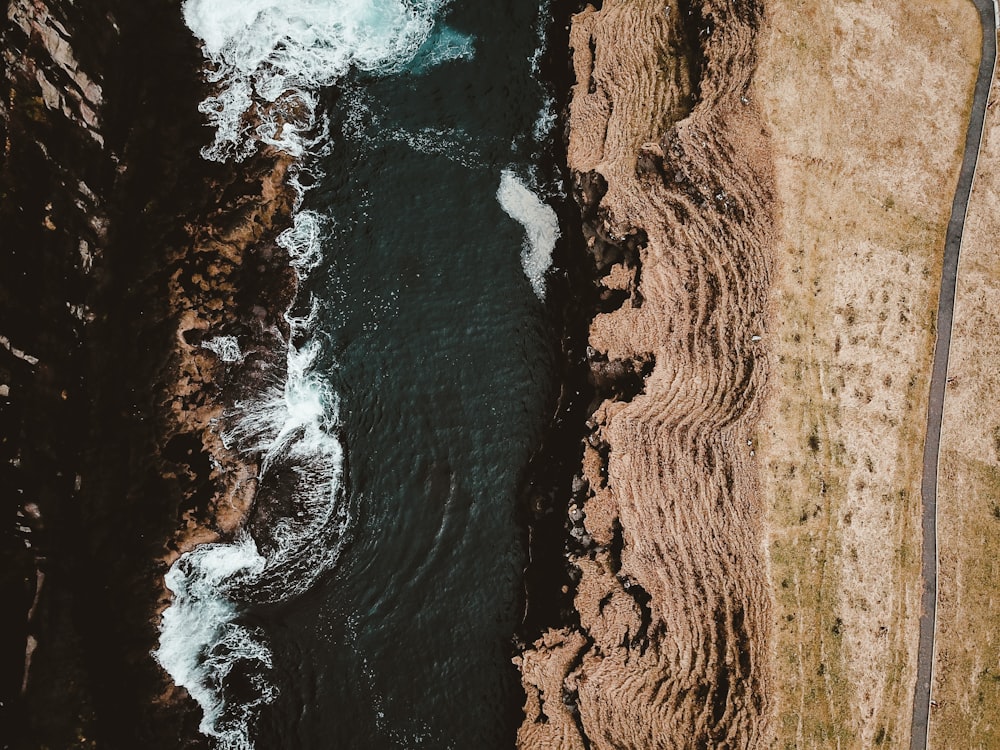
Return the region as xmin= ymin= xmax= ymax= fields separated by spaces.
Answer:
xmin=909 ymin=2 xmax=997 ymax=748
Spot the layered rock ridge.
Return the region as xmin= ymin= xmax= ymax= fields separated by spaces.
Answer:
xmin=516 ymin=1 xmax=775 ymax=747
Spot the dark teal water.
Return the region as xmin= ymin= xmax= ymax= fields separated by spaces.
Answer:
xmin=254 ymin=3 xmax=559 ymax=746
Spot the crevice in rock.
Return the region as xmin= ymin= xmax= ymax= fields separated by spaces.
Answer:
xmin=162 ymin=432 xmax=214 ymax=527
xmin=561 ymin=633 xmax=595 ymax=750
xmin=587 ymin=352 xmax=656 ymax=405
xmin=676 ymin=0 xmax=708 ymax=109
xmin=587 ymin=35 xmax=598 ymax=95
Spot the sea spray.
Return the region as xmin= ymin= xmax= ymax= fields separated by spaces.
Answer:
xmin=156 ymin=538 xmax=274 ymax=750
xmin=155 ymin=1 xmax=454 ymax=747
xmin=497 ymin=169 xmax=560 ymax=300
xmin=181 ymin=0 xmax=450 ymax=161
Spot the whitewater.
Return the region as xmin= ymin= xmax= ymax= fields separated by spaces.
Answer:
xmin=497 ymin=169 xmax=559 ymax=300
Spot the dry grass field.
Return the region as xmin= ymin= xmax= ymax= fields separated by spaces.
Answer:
xmin=931 ymin=61 xmax=1000 ymax=750
xmin=755 ymin=0 xmax=980 ymax=747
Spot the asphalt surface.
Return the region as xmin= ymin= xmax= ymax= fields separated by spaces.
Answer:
xmin=909 ymin=2 xmax=997 ymax=748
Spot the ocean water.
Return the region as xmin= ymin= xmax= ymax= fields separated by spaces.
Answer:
xmin=156 ymin=1 xmax=563 ymax=747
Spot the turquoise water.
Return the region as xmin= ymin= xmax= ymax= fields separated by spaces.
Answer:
xmin=246 ymin=3 xmax=561 ymax=746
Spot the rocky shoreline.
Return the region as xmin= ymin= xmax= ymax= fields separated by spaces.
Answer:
xmin=515 ymin=0 xmax=598 ymax=645
xmin=1 ymin=1 xmax=299 ymax=746
xmin=4 ymin=0 xmax=778 ymax=747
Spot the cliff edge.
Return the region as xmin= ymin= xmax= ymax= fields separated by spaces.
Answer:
xmin=516 ymin=1 xmax=776 ymax=746
xmin=0 ymin=0 xmax=297 ymax=746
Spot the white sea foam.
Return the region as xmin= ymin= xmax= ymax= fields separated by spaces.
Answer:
xmin=387 ymin=125 xmax=483 ymax=168
xmin=203 ymin=335 xmax=243 ymax=363
xmin=497 ymin=170 xmax=559 ymax=300
xmin=532 ymin=94 xmax=557 ymax=143
xmin=182 ymin=0 xmax=449 ymax=161
xmin=529 ymin=0 xmax=551 ymax=78
xmin=221 ymin=332 xmax=349 ymax=603
xmin=529 ymin=0 xmax=555 ymax=144
xmin=407 ymin=24 xmax=475 ymax=74
xmin=277 ymin=209 xmax=326 ymax=273
xmin=155 ymin=537 xmax=274 ymax=750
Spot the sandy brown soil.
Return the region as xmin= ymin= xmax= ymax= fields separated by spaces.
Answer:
xmin=516 ymin=1 xmax=777 ymax=746
xmin=755 ymin=0 xmax=980 ymax=747
xmin=931 ymin=42 xmax=1000 ymax=749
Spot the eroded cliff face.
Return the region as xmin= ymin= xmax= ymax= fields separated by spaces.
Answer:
xmin=516 ymin=1 xmax=775 ymax=746
xmin=1 ymin=0 xmax=297 ymax=745
xmin=754 ymin=1 xmax=981 ymax=745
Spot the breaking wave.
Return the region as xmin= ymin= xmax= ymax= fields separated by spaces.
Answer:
xmin=155 ymin=224 xmax=348 ymax=748
xmin=497 ymin=169 xmax=559 ymax=300
xmin=156 ymin=538 xmax=274 ymax=750
xmin=182 ymin=0 xmax=450 ymax=161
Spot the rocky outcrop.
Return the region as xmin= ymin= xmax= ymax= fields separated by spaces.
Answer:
xmin=0 ymin=0 xmax=297 ymax=746
xmin=1 ymin=2 xmax=114 ymax=742
xmin=516 ymin=1 xmax=776 ymax=747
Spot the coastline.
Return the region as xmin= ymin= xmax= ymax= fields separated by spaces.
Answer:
xmin=515 ymin=0 xmax=777 ymax=745
xmin=515 ymin=0 xmax=598 ymax=645
xmin=5 ymin=0 xmax=987 ymax=747
xmin=5 ymin=0 xmax=778 ymax=745
xmin=1 ymin=0 xmax=302 ymax=744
